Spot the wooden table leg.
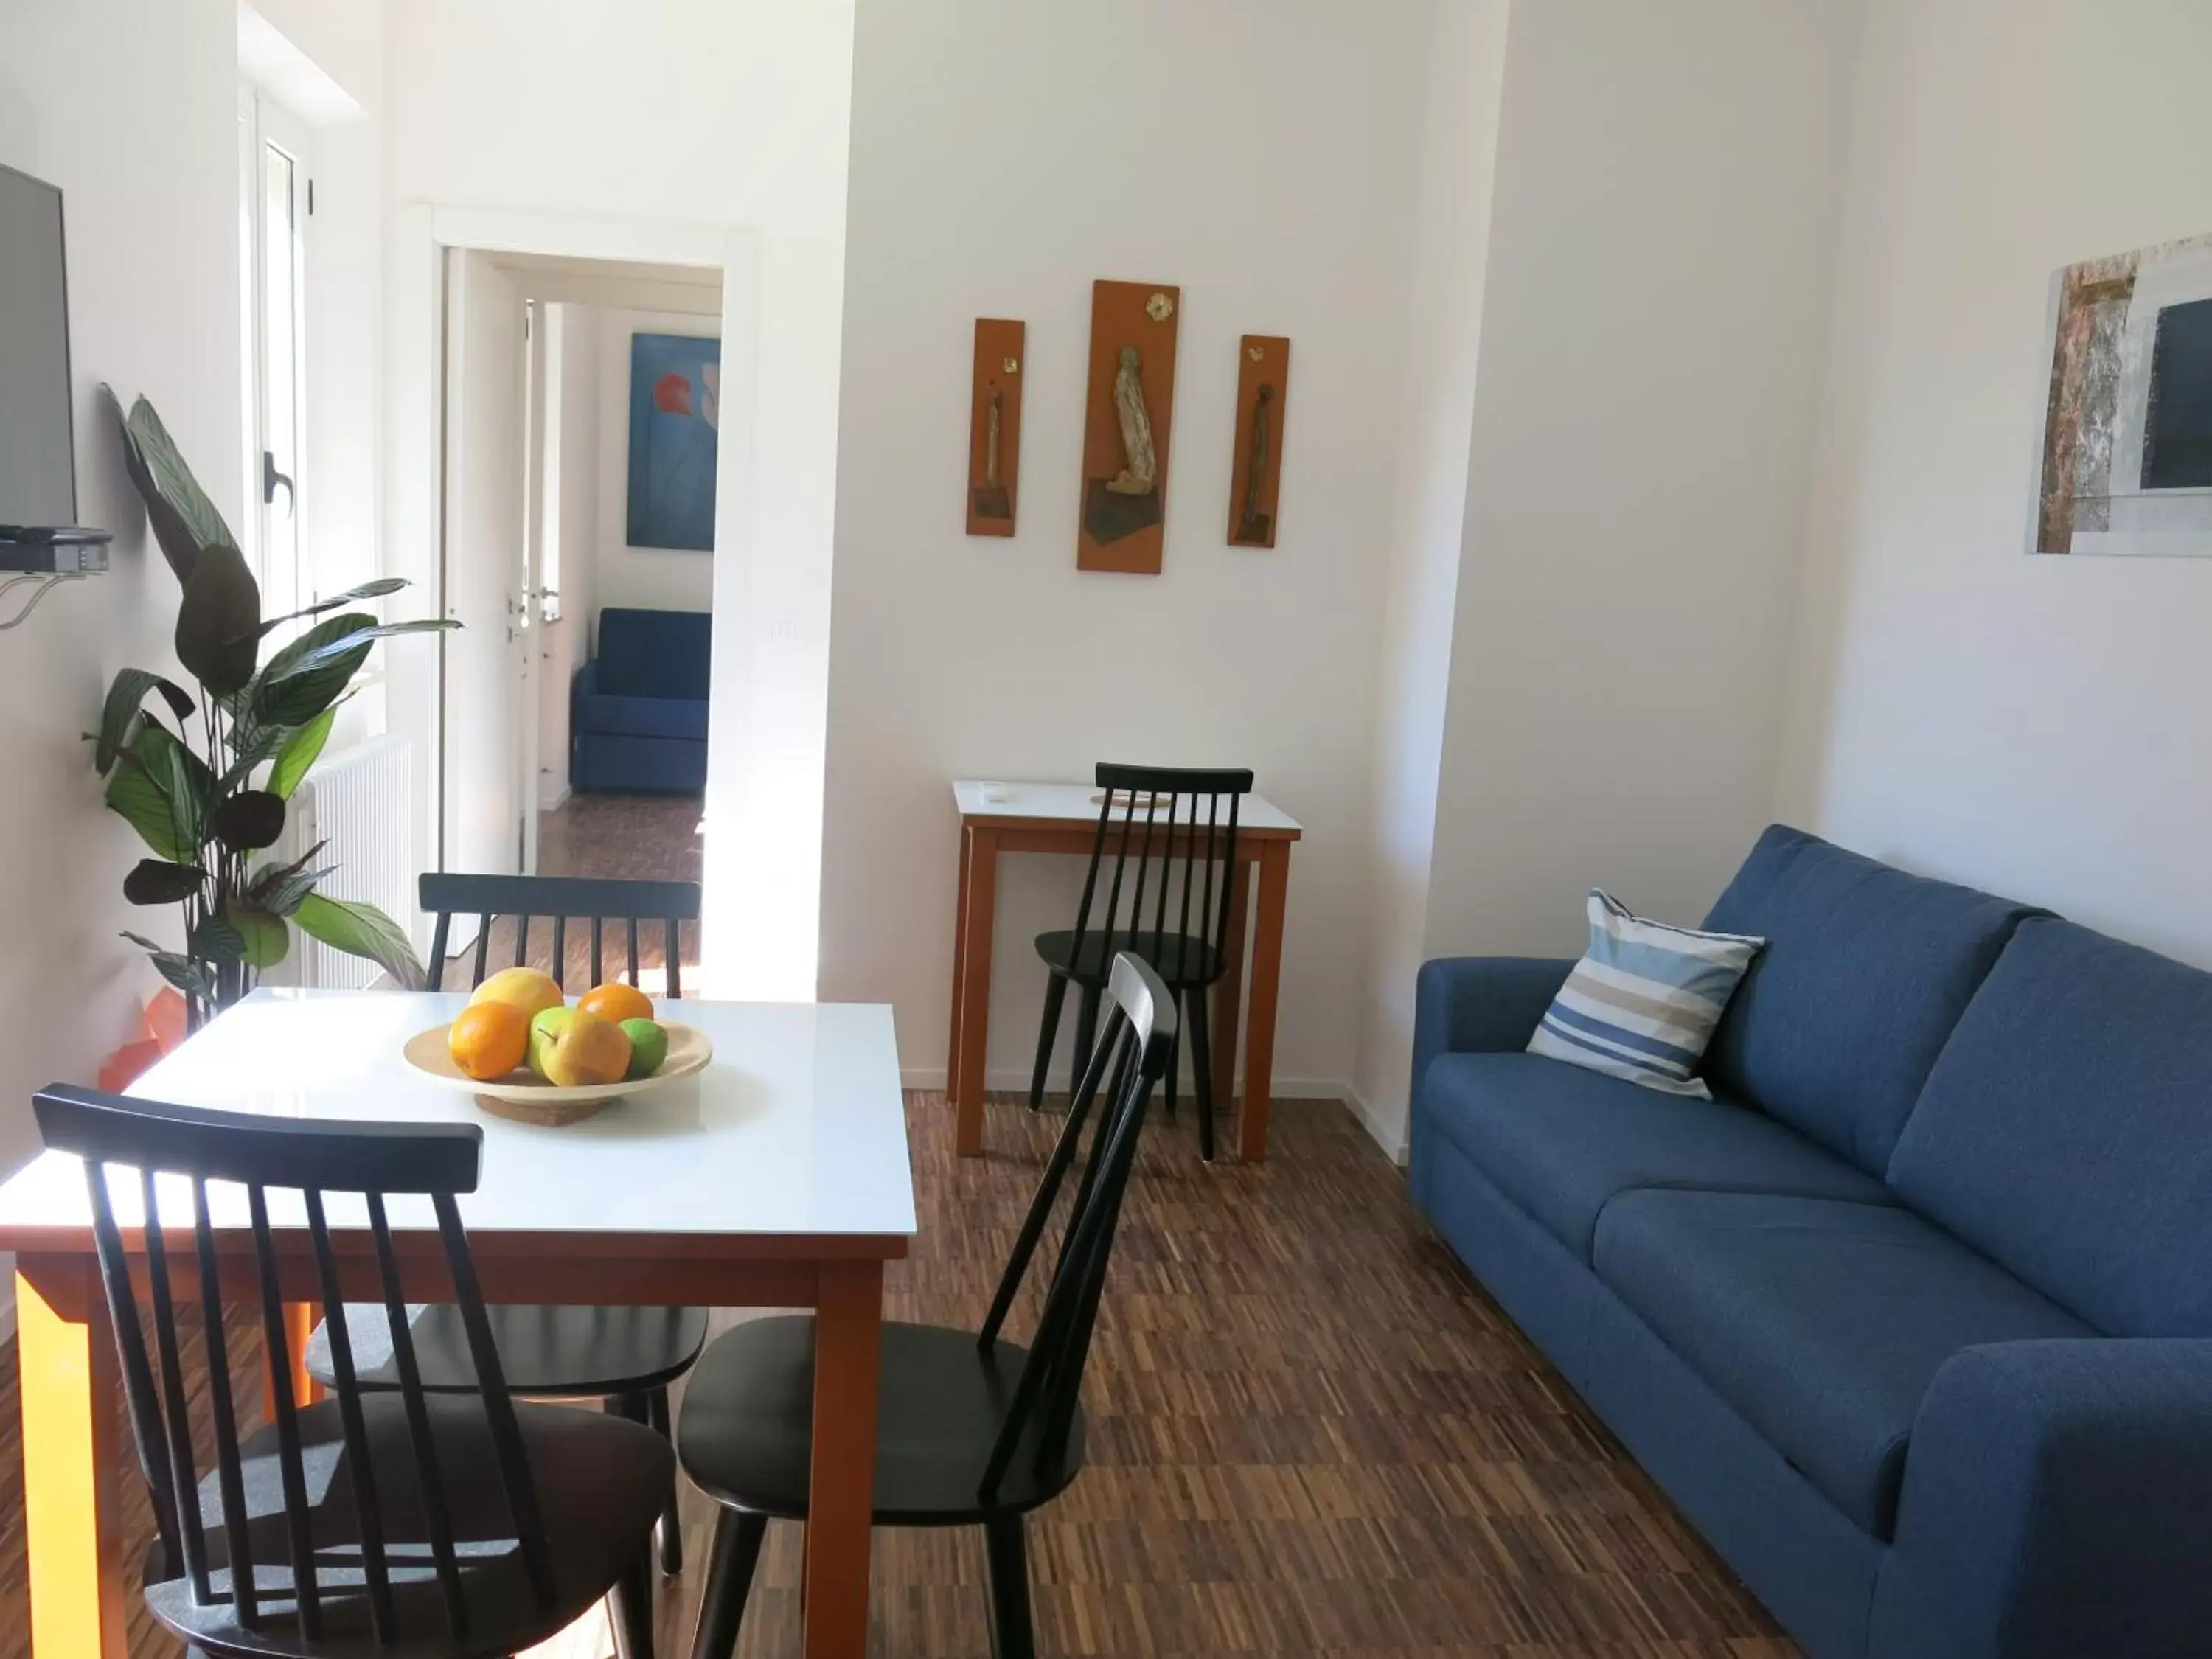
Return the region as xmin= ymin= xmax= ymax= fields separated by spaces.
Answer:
xmin=804 ymin=1259 xmax=884 ymax=1658
xmin=953 ymin=825 xmax=999 ymax=1158
xmin=1237 ymin=840 xmax=1293 ymax=1163
xmin=15 ymin=1254 xmax=129 ymax=1658
xmin=263 ymin=1300 xmax=325 ymax=1419
xmin=1210 ymin=853 xmax=1250 ymax=1113
xmin=945 ymin=819 xmax=975 ymax=1123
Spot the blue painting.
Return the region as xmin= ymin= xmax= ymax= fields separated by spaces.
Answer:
xmin=626 ymin=332 xmax=720 ymax=551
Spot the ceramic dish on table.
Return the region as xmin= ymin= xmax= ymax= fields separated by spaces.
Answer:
xmin=401 ymin=1022 xmax=713 ymax=1126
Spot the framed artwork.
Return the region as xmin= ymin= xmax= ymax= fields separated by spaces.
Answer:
xmin=626 ymin=332 xmax=720 ymax=551
xmin=1077 ymin=279 xmax=1180 ymax=574
xmin=2031 ymin=232 xmax=2212 ymax=556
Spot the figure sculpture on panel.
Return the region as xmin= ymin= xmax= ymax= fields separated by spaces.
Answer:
xmin=1105 ymin=347 xmax=1157 ymax=495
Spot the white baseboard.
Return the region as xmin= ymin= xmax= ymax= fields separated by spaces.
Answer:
xmin=900 ymin=1067 xmax=1409 ymax=1166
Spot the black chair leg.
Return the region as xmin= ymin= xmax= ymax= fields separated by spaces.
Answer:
xmin=608 ymin=1538 xmax=658 ymax=1659
xmin=1067 ymin=981 xmax=1101 ymax=1101
xmin=689 ymin=1507 xmax=767 ymax=1659
xmin=1164 ymin=992 xmax=1182 ymax=1121
xmin=647 ymin=1385 xmax=684 ymax=1576
xmin=1029 ymin=974 xmax=1069 ymax=1110
xmin=1189 ymin=988 xmax=1216 ymax=1161
xmin=982 ymin=1513 xmax=1037 ymax=1659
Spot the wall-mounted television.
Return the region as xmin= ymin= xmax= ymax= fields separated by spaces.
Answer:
xmin=0 ymin=162 xmax=80 ymax=535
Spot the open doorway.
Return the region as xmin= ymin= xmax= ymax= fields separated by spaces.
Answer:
xmin=437 ymin=248 xmax=723 ymax=988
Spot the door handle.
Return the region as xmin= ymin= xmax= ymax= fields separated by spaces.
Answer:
xmin=262 ymin=451 xmax=295 ymax=518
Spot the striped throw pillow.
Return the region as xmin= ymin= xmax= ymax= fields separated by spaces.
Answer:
xmin=1528 ymin=890 xmax=1764 ymax=1098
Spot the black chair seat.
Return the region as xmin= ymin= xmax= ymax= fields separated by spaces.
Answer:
xmin=677 ymin=1316 xmax=1086 ymax=1525
xmin=1033 ymin=927 xmax=1221 ymax=988
xmin=306 ymin=1304 xmax=710 ymax=1398
xmin=145 ymin=1394 xmax=672 ymax=1659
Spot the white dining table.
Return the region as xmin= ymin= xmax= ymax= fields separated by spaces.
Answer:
xmin=0 ymin=988 xmax=916 ymax=1659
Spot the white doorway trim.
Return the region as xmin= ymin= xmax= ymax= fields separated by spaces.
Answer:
xmin=384 ymin=204 xmax=762 ymax=984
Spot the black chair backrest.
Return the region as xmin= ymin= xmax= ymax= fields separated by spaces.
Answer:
xmin=420 ymin=872 xmax=701 ymax=997
xmin=32 ymin=1085 xmax=550 ymax=1646
xmin=975 ymin=952 xmax=1174 ymax=1494
xmin=1069 ymin=762 xmax=1253 ymax=985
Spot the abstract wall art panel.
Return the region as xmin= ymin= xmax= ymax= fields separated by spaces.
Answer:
xmin=2031 ymin=232 xmax=2212 ymax=556
xmin=627 ymin=332 xmax=720 ymax=552
xmin=967 ymin=318 xmax=1025 ymax=536
xmin=1077 ymin=279 xmax=1180 ymax=574
xmin=1228 ymin=335 xmax=1290 ymax=548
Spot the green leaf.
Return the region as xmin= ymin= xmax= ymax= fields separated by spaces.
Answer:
xmin=111 ymin=391 xmax=241 ymax=587
xmin=223 ymin=903 xmax=290 ymax=970
xmin=254 ymin=577 xmax=410 ymax=638
xmin=269 ymin=706 xmax=335 ymax=799
xmin=217 ymin=718 xmax=291 ymax=793
xmin=139 ymin=723 xmax=214 ymax=855
xmin=122 ymin=859 xmax=206 ymax=905
xmin=94 ymin=669 xmax=194 ymax=776
xmin=248 ymin=611 xmax=376 ymax=728
xmin=209 ymin=789 xmax=286 ymax=852
xmin=175 ymin=543 xmax=262 ymax=695
xmin=105 ymin=757 xmax=188 ymax=863
xmin=279 ymin=618 xmax=456 ymax=681
xmin=122 ymin=932 xmax=213 ymax=1000
xmin=253 ymin=863 xmax=333 ymax=918
xmin=296 ymin=893 xmax=427 ymax=990
xmin=189 ymin=913 xmax=247 ymax=967
xmin=103 ymin=723 xmax=210 ymax=864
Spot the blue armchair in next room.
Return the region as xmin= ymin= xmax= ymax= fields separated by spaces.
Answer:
xmin=570 ymin=607 xmax=711 ymax=794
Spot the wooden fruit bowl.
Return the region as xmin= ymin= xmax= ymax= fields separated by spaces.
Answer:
xmin=401 ymin=1022 xmax=714 ymax=1126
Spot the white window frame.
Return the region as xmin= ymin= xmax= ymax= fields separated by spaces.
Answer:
xmin=237 ymin=80 xmax=311 ymax=619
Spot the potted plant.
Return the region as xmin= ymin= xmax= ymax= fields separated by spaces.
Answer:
xmin=90 ymin=391 xmax=456 ymax=1026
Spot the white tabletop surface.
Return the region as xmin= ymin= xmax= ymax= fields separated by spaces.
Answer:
xmin=952 ymin=778 xmax=1301 ymax=835
xmin=0 ymin=990 xmax=916 ymax=1244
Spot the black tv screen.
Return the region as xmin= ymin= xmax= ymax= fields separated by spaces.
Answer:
xmin=0 ymin=164 xmax=77 ymax=529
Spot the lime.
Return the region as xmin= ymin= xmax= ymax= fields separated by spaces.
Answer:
xmin=620 ymin=1018 xmax=669 ymax=1079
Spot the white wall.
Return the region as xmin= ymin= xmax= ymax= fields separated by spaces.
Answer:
xmin=0 ymin=0 xmax=243 ymax=1191
xmin=385 ymin=0 xmax=852 ymax=997
xmin=819 ymin=0 xmax=1437 ymax=1094
xmin=1776 ymin=0 xmax=2212 ymax=964
xmin=1352 ymin=0 xmax=1511 ymax=1154
xmin=1417 ymin=0 xmax=1863 ymax=1048
xmin=594 ymin=307 xmax=717 ymax=618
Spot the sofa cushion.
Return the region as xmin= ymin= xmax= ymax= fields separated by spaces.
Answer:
xmin=1888 ymin=917 xmax=2212 ymax=1338
xmin=1418 ymin=1051 xmax=1893 ymax=1263
xmin=1700 ymin=824 xmax=2039 ymax=1177
xmin=576 ymin=690 xmax=709 ymax=743
xmin=1593 ymin=1191 xmax=2092 ymax=1537
xmin=596 ymin=607 xmax=711 ymax=701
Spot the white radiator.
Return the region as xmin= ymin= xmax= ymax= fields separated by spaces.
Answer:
xmin=265 ymin=736 xmax=414 ymax=990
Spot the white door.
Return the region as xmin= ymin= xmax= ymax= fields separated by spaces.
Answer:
xmin=439 ymin=250 xmax=531 ymax=894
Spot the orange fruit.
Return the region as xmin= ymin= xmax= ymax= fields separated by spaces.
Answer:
xmin=448 ymin=1001 xmax=529 ymax=1081
xmin=577 ymin=981 xmax=654 ymax=1023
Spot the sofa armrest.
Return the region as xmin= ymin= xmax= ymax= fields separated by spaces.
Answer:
xmin=1878 ymin=1338 xmax=2212 ymax=1659
xmin=1410 ymin=957 xmax=1574 ymax=1102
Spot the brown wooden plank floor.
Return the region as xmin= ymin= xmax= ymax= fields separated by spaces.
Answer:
xmin=0 ymin=1085 xmax=1795 ymax=1658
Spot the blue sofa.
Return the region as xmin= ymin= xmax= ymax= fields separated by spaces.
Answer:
xmin=1409 ymin=824 xmax=2212 ymax=1659
xmin=570 ymin=607 xmax=710 ymax=794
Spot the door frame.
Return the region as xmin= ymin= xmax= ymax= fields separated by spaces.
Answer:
xmin=386 ymin=205 xmax=759 ymax=960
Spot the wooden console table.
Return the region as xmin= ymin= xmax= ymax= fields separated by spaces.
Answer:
xmin=945 ymin=779 xmax=1301 ymax=1161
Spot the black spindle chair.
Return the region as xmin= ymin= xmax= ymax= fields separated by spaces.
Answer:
xmin=1028 ymin=762 xmax=1252 ymax=1160
xmin=676 ymin=952 xmax=1175 ymax=1659
xmin=304 ymin=872 xmax=708 ymax=1588
xmin=31 ymin=1084 xmax=673 ymax=1659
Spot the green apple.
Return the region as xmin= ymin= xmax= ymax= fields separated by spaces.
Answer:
xmin=620 ymin=1018 xmax=669 ymax=1079
xmin=528 ymin=1004 xmax=574 ymax=1079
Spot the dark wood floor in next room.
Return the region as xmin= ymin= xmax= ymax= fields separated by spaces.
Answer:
xmin=0 ymin=1082 xmax=1795 ymax=1658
